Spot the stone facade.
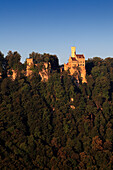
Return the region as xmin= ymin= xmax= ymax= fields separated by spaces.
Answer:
xmin=64 ymin=47 xmax=87 ymax=83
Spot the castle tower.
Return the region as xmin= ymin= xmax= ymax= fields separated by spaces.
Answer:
xmin=71 ymin=47 xmax=76 ymax=58
xmin=26 ymin=58 xmax=34 ymax=76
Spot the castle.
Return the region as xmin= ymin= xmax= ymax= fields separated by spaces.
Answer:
xmin=5 ymin=47 xmax=87 ymax=83
xmin=64 ymin=47 xmax=87 ymax=83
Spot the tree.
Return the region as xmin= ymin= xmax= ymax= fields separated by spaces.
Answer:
xmin=6 ymin=51 xmax=21 ymax=70
xmin=92 ymin=136 xmax=103 ymax=151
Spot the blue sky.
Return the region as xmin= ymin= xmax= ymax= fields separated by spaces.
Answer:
xmin=0 ymin=0 xmax=113 ymax=64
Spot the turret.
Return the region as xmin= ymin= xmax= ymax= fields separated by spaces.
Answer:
xmin=71 ymin=47 xmax=76 ymax=58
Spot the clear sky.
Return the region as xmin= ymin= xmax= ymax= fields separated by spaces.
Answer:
xmin=0 ymin=0 xmax=113 ymax=64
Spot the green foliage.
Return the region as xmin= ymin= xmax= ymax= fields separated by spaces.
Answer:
xmin=6 ymin=51 xmax=21 ymax=70
xmin=0 ymin=51 xmax=5 ymax=73
xmin=29 ymin=52 xmax=59 ymax=70
xmin=0 ymin=53 xmax=113 ymax=169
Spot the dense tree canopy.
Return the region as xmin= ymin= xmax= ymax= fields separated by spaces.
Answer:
xmin=0 ymin=52 xmax=113 ymax=169
xmin=29 ymin=52 xmax=59 ymax=70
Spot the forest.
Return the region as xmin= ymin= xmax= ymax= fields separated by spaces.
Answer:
xmin=0 ymin=51 xmax=113 ymax=169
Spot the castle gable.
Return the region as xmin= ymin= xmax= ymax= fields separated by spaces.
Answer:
xmin=76 ymin=54 xmax=85 ymax=58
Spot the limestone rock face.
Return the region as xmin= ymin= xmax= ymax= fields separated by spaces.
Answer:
xmin=26 ymin=58 xmax=51 ymax=81
xmin=0 ymin=72 xmax=2 ymax=78
xmin=26 ymin=58 xmax=34 ymax=76
xmin=7 ymin=69 xmax=17 ymax=80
